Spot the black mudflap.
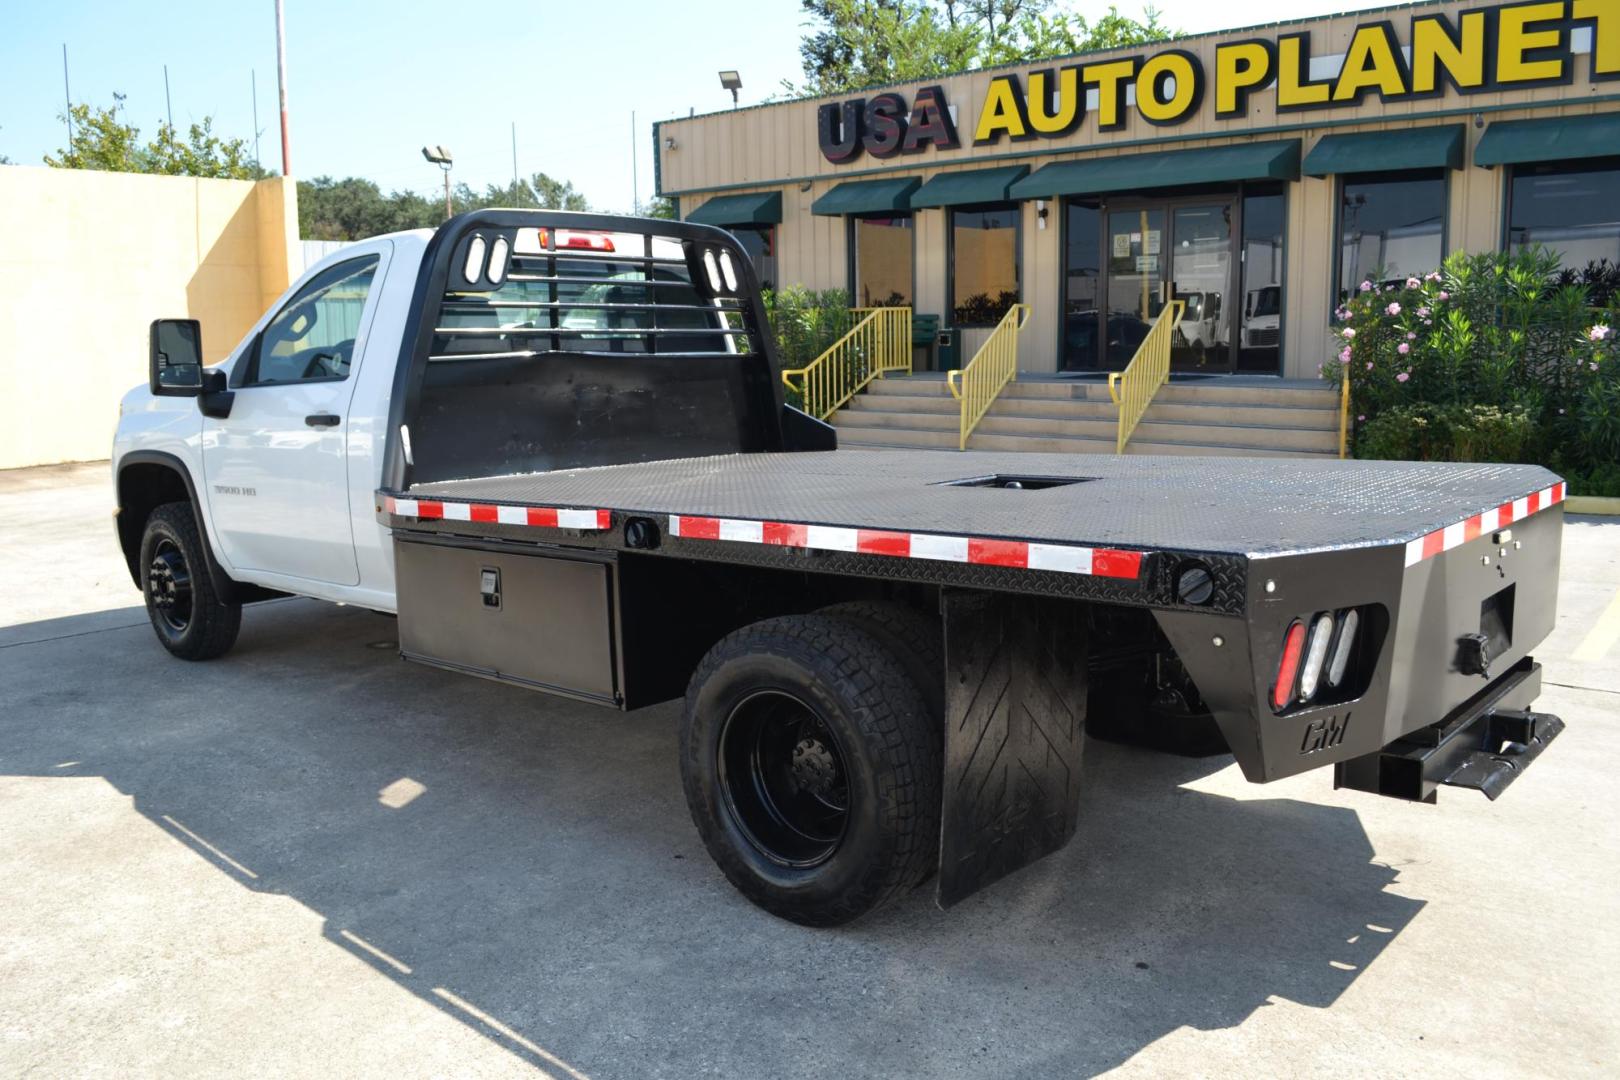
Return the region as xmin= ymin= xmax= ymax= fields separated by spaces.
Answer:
xmin=938 ymin=590 xmax=1089 ymax=908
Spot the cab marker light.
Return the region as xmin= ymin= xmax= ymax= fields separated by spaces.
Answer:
xmin=1273 ymin=620 xmax=1306 ymax=711
xmin=1327 ymin=608 xmax=1360 ymax=688
xmin=1296 ymin=612 xmax=1336 ymax=703
xmin=486 ymin=236 xmax=510 ymax=285
xmin=719 ymin=251 xmax=739 ymax=292
xmin=463 ymin=236 xmax=487 ymax=284
xmin=703 ymin=250 xmax=724 ymax=293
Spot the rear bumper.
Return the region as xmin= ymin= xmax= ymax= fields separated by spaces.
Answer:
xmin=1332 ymin=658 xmax=1563 ymax=803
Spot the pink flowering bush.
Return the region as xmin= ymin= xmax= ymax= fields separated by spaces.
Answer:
xmin=1330 ymin=247 xmax=1620 ymax=495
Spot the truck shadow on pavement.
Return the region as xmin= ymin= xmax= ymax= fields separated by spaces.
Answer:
xmin=2 ymin=598 xmax=1425 ymax=1080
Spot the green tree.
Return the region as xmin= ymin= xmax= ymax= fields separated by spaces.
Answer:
xmin=298 ymin=170 xmax=593 ymax=241
xmin=45 ymin=95 xmax=145 ymax=171
xmin=45 ymin=94 xmax=257 ymax=179
xmin=640 ymin=196 xmax=677 ymax=220
xmin=792 ymin=0 xmax=1173 ymax=95
xmin=297 ymin=176 xmax=441 ymax=240
xmin=146 ymin=117 xmax=257 ymax=179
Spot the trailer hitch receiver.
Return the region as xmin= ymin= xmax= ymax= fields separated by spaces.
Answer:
xmin=1333 ymin=658 xmax=1562 ymax=804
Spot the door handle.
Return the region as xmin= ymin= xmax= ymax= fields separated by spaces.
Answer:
xmin=305 ymin=412 xmax=341 ymax=428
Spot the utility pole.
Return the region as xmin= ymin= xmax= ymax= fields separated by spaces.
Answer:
xmin=251 ymin=71 xmax=261 ymax=175
xmin=511 ymin=121 xmax=519 ymax=203
xmin=631 ymin=110 xmax=638 ymax=213
xmin=62 ymin=44 xmax=73 ymax=148
xmin=275 ymin=0 xmax=291 ymax=176
xmin=164 ymin=65 xmax=173 ymax=129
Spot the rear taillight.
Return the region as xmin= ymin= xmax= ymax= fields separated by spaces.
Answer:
xmin=1273 ymin=608 xmax=1367 ymax=712
xmin=1327 ymin=608 xmax=1360 ymax=688
xmin=1273 ymin=621 xmax=1306 ymax=711
xmin=556 ymin=229 xmax=615 ymax=252
xmin=1296 ymin=613 xmax=1335 ymax=702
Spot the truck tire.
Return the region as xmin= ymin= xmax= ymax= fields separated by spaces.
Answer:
xmin=681 ymin=614 xmax=941 ymax=926
xmin=140 ymin=501 xmax=242 ymax=661
xmin=816 ymin=600 xmax=944 ymax=724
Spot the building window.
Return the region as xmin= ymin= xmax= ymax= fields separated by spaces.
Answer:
xmin=851 ymin=214 xmax=913 ymax=307
xmin=1239 ymin=185 xmax=1285 ymax=374
xmin=1508 ymin=159 xmax=1620 ymax=273
xmin=1336 ymin=171 xmax=1446 ymax=303
xmin=950 ymin=204 xmax=1020 ymax=326
xmin=1062 ymin=199 xmax=1102 ymax=370
xmin=728 ymin=225 xmax=776 ymax=292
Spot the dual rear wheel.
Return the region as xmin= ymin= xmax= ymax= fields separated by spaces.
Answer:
xmin=680 ymin=604 xmax=943 ymax=927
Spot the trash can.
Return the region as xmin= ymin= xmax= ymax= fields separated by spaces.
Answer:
xmin=936 ymin=327 xmax=960 ymax=371
xmin=912 ymin=313 xmax=940 ymax=371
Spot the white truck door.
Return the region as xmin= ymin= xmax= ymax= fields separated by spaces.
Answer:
xmin=202 ymin=246 xmax=391 ymax=586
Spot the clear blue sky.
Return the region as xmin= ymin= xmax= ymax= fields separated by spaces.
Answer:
xmin=0 ymin=0 xmax=1394 ymax=211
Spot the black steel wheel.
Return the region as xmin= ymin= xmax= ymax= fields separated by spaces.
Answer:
xmin=681 ymin=614 xmax=941 ymax=926
xmin=717 ymin=690 xmax=851 ymax=867
xmin=147 ymin=537 xmax=194 ymax=633
xmin=140 ymin=502 xmax=241 ymax=660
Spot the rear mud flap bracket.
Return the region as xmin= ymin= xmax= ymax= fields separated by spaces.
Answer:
xmin=937 ymin=591 xmax=1088 ymax=908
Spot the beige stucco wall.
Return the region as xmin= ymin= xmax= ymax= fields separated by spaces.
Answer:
xmin=0 ymin=167 xmax=298 ymax=469
xmin=666 ymin=0 xmax=1618 ymax=378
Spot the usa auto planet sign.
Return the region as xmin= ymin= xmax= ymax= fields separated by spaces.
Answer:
xmin=816 ymin=0 xmax=1616 ymax=163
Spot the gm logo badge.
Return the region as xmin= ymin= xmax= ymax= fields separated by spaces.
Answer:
xmin=1300 ymin=712 xmax=1350 ymax=755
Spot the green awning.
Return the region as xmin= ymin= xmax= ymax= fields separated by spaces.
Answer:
xmin=812 ymin=177 xmax=922 ymax=216
xmin=685 ymin=191 xmax=782 ymax=226
xmin=1009 ymin=140 xmax=1301 ymax=199
xmin=1474 ymin=113 xmax=1620 ymax=168
xmin=1303 ymin=125 xmax=1465 ymax=175
xmin=909 ymin=165 xmax=1030 ymax=208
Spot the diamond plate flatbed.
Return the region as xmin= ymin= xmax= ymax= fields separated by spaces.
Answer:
xmin=386 ymin=450 xmax=1559 ymax=557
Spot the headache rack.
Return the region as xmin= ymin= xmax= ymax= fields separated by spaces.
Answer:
xmin=382 ymin=211 xmax=802 ymax=489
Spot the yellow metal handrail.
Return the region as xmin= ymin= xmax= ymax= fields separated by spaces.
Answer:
xmin=1338 ymin=369 xmax=1352 ymax=459
xmin=946 ymin=304 xmax=1032 ymax=451
xmin=780 ymin=307 xmax=912 ymax=420
xmin=1107 ymin=301 xmax=1185 ymax=454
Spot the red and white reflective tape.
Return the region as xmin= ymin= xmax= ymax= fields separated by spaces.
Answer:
xmin=382 ymin=495 xmax=611 ymax=531
xmin=667 ymin=515 xmax=1144 ymax=580
xmin=1403 ymin=482 xmax=1564 ymax=567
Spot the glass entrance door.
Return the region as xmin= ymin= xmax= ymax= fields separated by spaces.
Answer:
xmin=1098 ymin=200 xmax=1237 ymax=372
xmin=1104 ymin=209 xmax=1165 ymax=369
xmin=1167 ymin=203 xmax=1234 ymax=373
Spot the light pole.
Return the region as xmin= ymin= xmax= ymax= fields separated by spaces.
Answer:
xmin=275 ymin=0 xmax=291 ymax=175
xmin=718 ymin=70 xmax=742 ymax=108
xmin=422 ymin=145 xmax=453 ymax=220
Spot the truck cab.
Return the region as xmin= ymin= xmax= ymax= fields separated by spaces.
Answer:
xmin=116 ymin=232 xmax=422 ymax=614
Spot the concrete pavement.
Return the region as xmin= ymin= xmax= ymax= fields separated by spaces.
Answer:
xmin=1 ymin=462 xmax=1617 ymax=1078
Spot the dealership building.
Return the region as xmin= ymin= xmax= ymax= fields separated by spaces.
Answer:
xmin=656 ymin=0 xmax=1618 ymax=379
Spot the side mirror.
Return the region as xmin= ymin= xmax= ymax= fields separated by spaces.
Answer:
xmin=150 ymin=319 xmax=204 ymax=396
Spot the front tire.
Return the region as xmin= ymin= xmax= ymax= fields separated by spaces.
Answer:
xmin=140 ymin=502 xmax=241 ymax=660
xmin=681 ymin=615 xmax=941 ymax=926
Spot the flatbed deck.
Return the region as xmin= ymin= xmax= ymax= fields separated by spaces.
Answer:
xmin=386 ymin=450 xmax=1560 ymax=558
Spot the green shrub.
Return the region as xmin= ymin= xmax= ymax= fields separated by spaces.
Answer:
xmin=1327 ymin=246 xmax=1619 ymax=494
xmin=762 ymin=285 xmax=853 ymax=371
xmin=1359 ymin=402 xmax=1536 ymax=464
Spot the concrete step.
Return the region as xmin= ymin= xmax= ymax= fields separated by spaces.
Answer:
xmin=863 ymin=376 xmax=1338 ymax=409
xmin=844 ymin=391 xmax=1337 ymax=430
xmin=836 ymin=408 xmax=1340 ymax=453
xmin=961 ymin=430 xmax=1335 ymax=458
xmin=827 ymin=421 xmax=961 ymax=449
